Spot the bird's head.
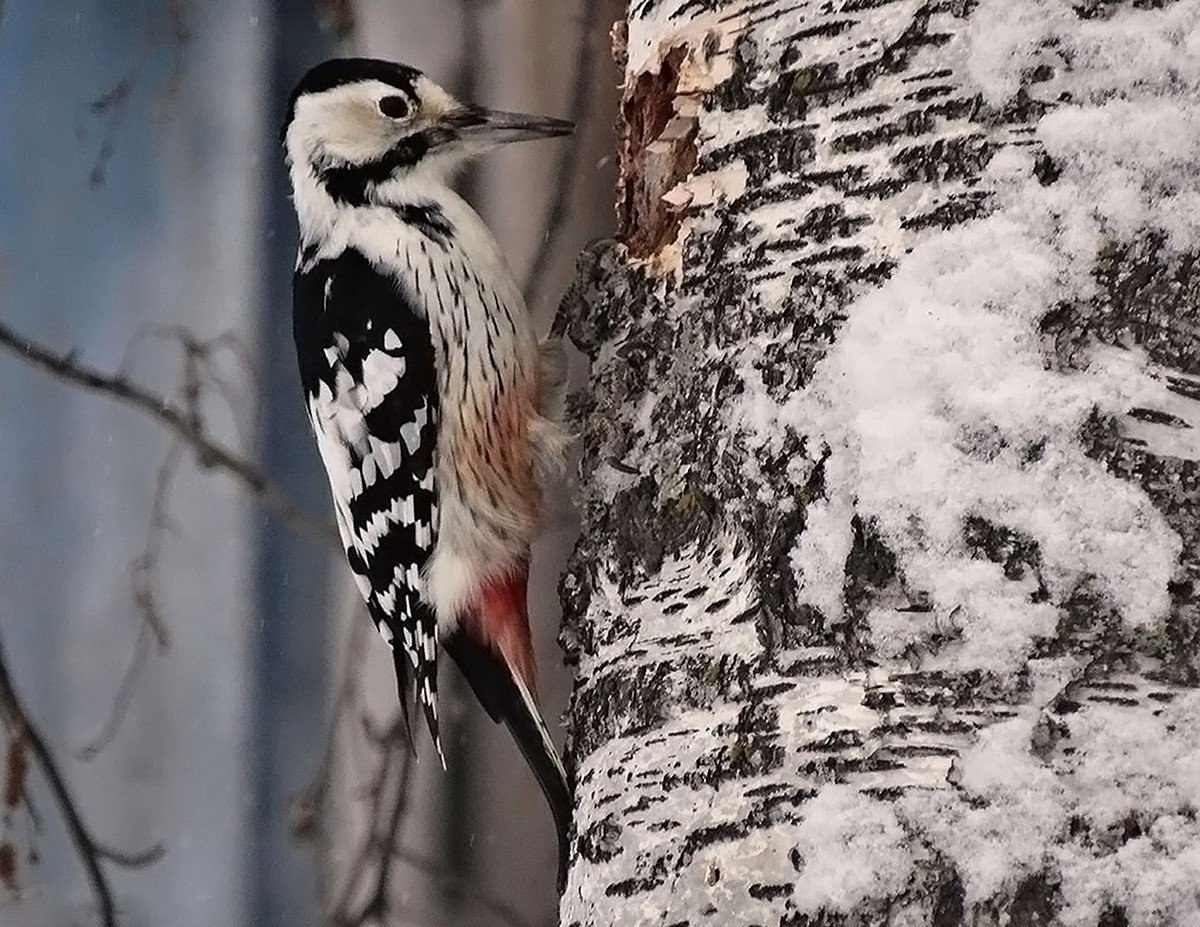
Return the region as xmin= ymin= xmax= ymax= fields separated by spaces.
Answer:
xmin=283 ymin=58 xmax=572 ymax=206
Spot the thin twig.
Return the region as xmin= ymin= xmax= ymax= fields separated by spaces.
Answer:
xmin=121 ymin=325 xmax=260 ymax=448
xmin=359 ymin=729 xmax=413 ymax=922
xmin=329 ymin=715 xmax=410 ymax=925
xmin=0 ymin=317 xmax=337 ymax=548
xmin=76 ymin=623 xmax=154 ymax=762
xmin=522 ymin=0 xmax=601 ymax=310
xmin=129 ymin=442 xmax=183 ymax=650
xmin=95 ymin=841 xmax=166 ymax=868
xmin=309 ymin=592 xmax=374 ymax=814
xmin=306 ymin=590 xmax=373 ymax=914
xmin=321 ymin=705 xmax=535 ymax=927
xmin=0 ymin=626 xmax=162 ymax=927
xmin=87 ymin=77 xmax=133 ymax=188
xmin=392 ymin=848 xmax=536 ymax=927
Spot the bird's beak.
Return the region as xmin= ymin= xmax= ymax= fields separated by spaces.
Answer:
xmin=445 ymin=105 xmax=574 ymax=146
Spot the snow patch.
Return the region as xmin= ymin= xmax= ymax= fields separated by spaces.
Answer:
xmin=902 ymin=718 xmax=1067 ymax=904
xmin=790 ymin=497 xmax=853 ymax=623
xmin=902 ymin=688 xmax=1200 ymax=918
xmin=1055 ymin=814 xmax=1200 ymax=927
xmin=736 ymin=0 xmax=1196 ymax=677
xmin=793 ymin=785 xmax=914 ymax=912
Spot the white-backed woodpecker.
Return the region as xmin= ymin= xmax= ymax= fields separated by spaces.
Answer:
xmin=283 ymin=57 xmax=573 ymax=886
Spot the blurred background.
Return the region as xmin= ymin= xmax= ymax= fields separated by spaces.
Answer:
xmin=0 ymin=1 xmax=619 ymax=925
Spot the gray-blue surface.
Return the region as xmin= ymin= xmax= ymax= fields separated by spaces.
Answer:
xmin=0 ymin=1 xmax=331 ymax=924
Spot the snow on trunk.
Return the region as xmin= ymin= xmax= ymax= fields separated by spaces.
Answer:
xmin=558 ymin=1 xmax=1200 ymax=925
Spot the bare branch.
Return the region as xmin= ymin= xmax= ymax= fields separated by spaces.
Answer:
xmin=357 ymin=724 xmax=413 ymax=924
xmin=522 ymin=0 xmax=601 ymax=309
xmin=0 ymin=624 xmax=163 ymax=927
xmin=2 ymin=721 xmax=45 ymax=831
xmin=0 ymin=317 xmax=338 ymax=548
xmin=75 ymin=345 xmax=266 ymax=762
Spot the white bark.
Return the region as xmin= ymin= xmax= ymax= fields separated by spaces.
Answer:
xmin=560 ymin=1 xmax=1200 ymax=925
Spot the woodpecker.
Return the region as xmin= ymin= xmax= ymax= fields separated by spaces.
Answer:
xmin=282 ymin=58 xmax=573 ymax=884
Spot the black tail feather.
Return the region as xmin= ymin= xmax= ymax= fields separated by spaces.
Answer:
xmin=390 ymin=648 xmax=418 ymax=757
xmin=444 ymin=630 xmax=572 ymax=891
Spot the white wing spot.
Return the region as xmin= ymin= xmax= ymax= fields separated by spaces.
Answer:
xmin=369 ymin=436 xmax=399 ymax=480
xmin=400 ymin=398 xmax=430 ymax=456
xmin=360 ymin=349 xmax=407 ymax=413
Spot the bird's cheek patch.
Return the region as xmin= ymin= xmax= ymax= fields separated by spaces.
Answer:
xmin=322 ymin=99 xmax=401 ymax=163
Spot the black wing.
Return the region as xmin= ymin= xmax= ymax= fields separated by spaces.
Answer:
xmin=293 ymin=247 xmax=443 ymax=757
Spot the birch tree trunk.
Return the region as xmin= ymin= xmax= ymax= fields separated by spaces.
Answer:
xmin=559 ymin=1 xmax=1200 ymax=925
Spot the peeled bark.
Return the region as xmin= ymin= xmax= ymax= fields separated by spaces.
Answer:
xmin=559 ymin=1 xmax=1200 ymax=925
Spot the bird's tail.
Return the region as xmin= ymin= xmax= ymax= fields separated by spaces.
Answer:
xmin=444 ymin=560 xmax=572 ymax=891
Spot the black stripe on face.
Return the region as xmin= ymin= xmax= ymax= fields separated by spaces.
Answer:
xmin=317 ymin=128 xmax=457 ymax=205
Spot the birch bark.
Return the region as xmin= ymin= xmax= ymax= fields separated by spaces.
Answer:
xmin=560 ymin=2 xmax=1200 ymax=925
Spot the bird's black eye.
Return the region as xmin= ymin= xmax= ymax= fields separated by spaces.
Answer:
xmin=379 ymin=95 xmax=412 ymax=120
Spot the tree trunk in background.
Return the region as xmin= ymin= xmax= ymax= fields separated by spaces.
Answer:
xmin=561 ymin=1 xmax=1200 ymax=925
xmin=250 ymin=5 xmax=333 ymax=925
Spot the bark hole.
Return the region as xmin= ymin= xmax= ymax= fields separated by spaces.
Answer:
xmin=619 ymin=45 xmax=699 ymax=260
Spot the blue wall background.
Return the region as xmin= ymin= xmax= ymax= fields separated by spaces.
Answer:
xmin=0 ymin=2 xmax=333 ymax=924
